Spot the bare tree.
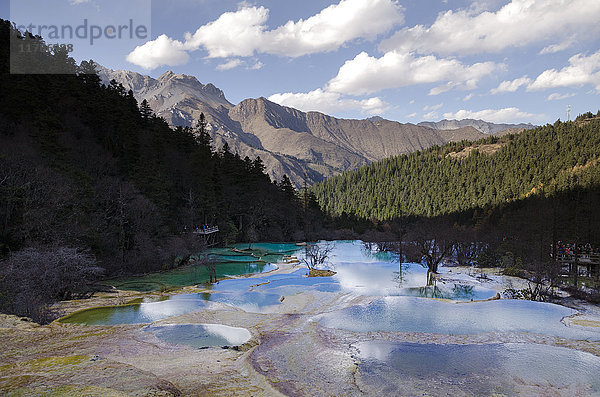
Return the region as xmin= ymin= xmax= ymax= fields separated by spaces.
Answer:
xmin=406 ymin=218 xmax=454 ymax=274
xmin=302 ymin=242 xmax=334 ymax=271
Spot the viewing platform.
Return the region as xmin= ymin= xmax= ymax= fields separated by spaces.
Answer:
xmin=556 ymin=253 xmax=600 ymax=265
xmin=193 ymin=226 xmax=219 ymax=235
xmin=555 ymin=251 xmax=600 ymax=278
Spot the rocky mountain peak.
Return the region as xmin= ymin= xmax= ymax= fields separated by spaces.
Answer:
xmin=100 ymin=64 xmax=536 ymax=187
xmin=418 ymin=119 xmax=535 ymax=135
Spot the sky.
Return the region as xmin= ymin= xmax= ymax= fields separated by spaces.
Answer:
xmin=3 ymin=0 xmax=600 ymax=124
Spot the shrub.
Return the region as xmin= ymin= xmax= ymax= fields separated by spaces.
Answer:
xmin=0 ymin=246 xmax=103 ymax=323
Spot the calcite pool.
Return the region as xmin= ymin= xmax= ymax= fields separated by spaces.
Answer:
xmin=354 ymin=341 xmax=600 ymax=395
xmin=57 ymin=241 xmax=600 ymax=395
xmin=145 ymin=323 xmax=252 ymax=348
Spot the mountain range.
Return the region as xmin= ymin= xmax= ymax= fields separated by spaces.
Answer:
xmin=418 ymin=119 xmax=534 ymax=135
xmin=96 ymin=64 xmax=535 ymax=186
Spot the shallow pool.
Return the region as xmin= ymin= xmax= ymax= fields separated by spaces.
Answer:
xmin=145 ymin=323 xmax=252 ymax=348
xmin=311 ymin=241 xmax=497 ymax=300
xmin=60 ymin=296 xmax=209 ymax=325
xmin=104 ymin=261 xmax=278 ymax=292
xmin=354 ymin=341 xmax=600 ymax=395
xmin=67 ymin=241 xmax=592 ymax=337
xmin=319 ymin=296 xmax=600 ymax=340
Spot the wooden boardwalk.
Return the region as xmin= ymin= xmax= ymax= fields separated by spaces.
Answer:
xmin=193 ymin=226 xmax=219 ymax=247
xmin=556 ymin=253 xmax=600 ymax=277
xmin=193 ymin=226 xmax=219 ymax=235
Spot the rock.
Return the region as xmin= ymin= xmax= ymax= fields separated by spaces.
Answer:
xmin=308 ymin=269 xmax=337 ymax=277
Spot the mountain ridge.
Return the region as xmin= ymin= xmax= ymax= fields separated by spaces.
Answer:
xmin=418 ymin=119 xmax=535 ymax=135
xmin=96 ymin=64 xmax=535 ymax=186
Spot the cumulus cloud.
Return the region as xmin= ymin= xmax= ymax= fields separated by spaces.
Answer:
xmin=423 ymin=103 xmax=443 ymax=111
xmin=326 ymin=51 xmax=498 ymax=96
xmin=547 ymin=93 xmax=575 ymax=101
xmin=539 ymin=36 xmax=576 ymax=55
xmin=463 ymin=93 xmax=474 ymax=101
xmin=380 ymin=0 xmax=600 ymax=56
xmin=126 ymin=34 xmax=189 ymax=70
xmin=423 ymin=111 xmax=439 ymax=120
xmin=429 ymin=82 xmax=459 ymax=96
xmin=528 ymin=50 xmax=600 ymax=91
xmin=216 ymin=59 xmax=243 ymax=71
xmin=443 ymin=107 xmax=541 ymax=123
xmin=183 ymin=5 xmax=269 ymax=58
xmin=268 ymin=89 xmax=389 ymax=115
xmin=127 ymin=0 xmax=404 ymax=68
xmin=491 ymin=76 xmax=532 ymax=94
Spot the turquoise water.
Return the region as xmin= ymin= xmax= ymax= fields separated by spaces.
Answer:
xmin=319 ymin=296 xmax=600 ymax=340
xmin=315 ymin=241 xmax=497 ymax=300
xmin=103 ymin=241 xmax=496 ymax=298
xmin=105 ymin=260 xmax=278 ymax=292
xmin=354 ymin=341 xmax=600 ymax=395
xmin=145 ymin=323 xmax=252 ymax=348
xmin=60 ymin=296 xmax=209 ymax=325
xmin=65 ymin=241 xmax=597 ymax=343
xmin=102 ymin=244 xmax=299 ymax=292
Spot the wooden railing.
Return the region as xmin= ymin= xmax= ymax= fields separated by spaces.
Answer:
xmin=555 ymin=253 xmax=600 ymax=265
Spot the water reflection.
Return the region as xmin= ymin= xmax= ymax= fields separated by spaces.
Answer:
xmin=106 ymin=261 xmax=278 ymax=292
xmin=206 ymin=291 xmax=282 ymax=313
xmin=66 ymin=241 xmax=504 ymax=325
xmin=60 ymin=298 xmax=208 ymax=325
xmin=354 ymin=341 xmax=600 ymax=395
xmin=325 ymin=241 xmax=496 ymax=300
xmin=145 ymin=323 xmax=252 ymax=348
xmin=319 ymin=297 xmax=600 ymax=340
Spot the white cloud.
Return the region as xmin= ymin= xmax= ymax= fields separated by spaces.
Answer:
xmin=216 ymin=59 xmax=243 ymax=71
xmin=70 ymin=0 xmax=90 ymax=4
xmin=268 ymin=89 xmax=389 ymax=115
xmin=547 ymin=93 xmax=575 ymax=101
xmin=406 ymin=112 xmax=417 ymax=118
xmin=380 ymin=0 xmax=600 ymax=56
xmin=429 ymin=82 xmax=459 ymax=96
xmin=258 ymin=0 xmax=404 ymax=57
xmin=423 ymin=103 xmax=442 ymax=111
xmin=126 ymin=34 xmax=189 ymax=70
xmin=443 ymin=107 xmax=541 ymax=123
xmin=491 ymin=76 xmax=532 ymax=94
xmin=326 ymin=51 xmax=498 ymax=96
xmin=128 ymin=0 xmax=404 ymax=68
xmin=539 ymin=36 xmax=576 ymax=55
xmin=183 ymin=5 xmax=270 ymax=58
xmin=423 ymin=111 xmax=439 ymax=120
xmin=528 ymin=50 xmax=600 ymax=91
xmin=250 ymin=61 xmax=264 ymax=70
xmin=463 ymin=93 xmax=473 ymax=101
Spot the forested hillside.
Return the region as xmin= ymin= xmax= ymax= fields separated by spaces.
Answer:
xmin=0 ymin=20 xmax=320 ymax=320
xmin=313 ymin=117 xmax=600 ymax=221
xmin=314 ymin=115 xmax=600 ymax=302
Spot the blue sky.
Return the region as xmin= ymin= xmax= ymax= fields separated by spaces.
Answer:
xmin=3 ymin=0 xmax=600 ymax=124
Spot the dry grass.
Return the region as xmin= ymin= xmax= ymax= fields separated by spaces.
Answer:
xmin=446 ymin=142 xmax=506 ymax=160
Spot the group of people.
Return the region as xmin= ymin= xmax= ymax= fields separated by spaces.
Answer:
xmin=555 ymin=242 xmax=600 ymax=257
